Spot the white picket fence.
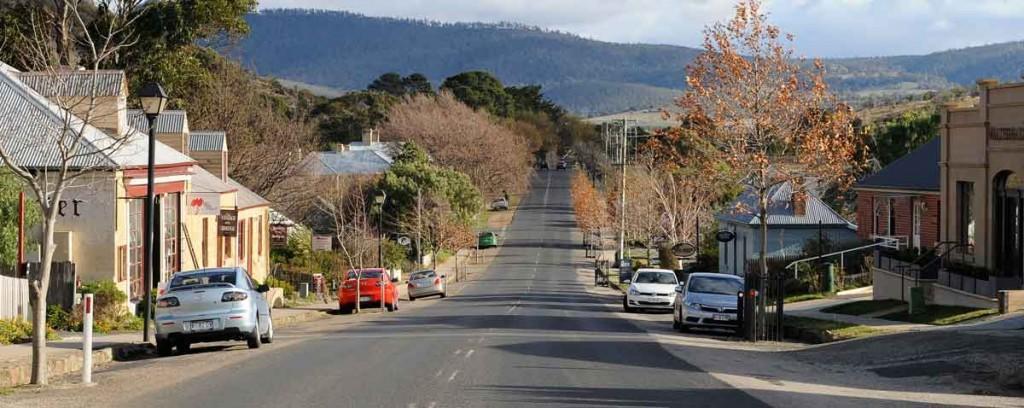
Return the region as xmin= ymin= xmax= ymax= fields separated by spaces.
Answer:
xmin=0 ymin=274 xmax=31 ymax=320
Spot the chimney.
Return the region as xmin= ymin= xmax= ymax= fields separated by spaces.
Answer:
xmin=362 ymin=128 xmax=379 ymax=145
xmin=190 ymin=131 xmax=229 ymax=181
xmin=18 ymin=70 xmax=129 ymax=136
xmin=792 ymin=190 xmax=807 ymax=217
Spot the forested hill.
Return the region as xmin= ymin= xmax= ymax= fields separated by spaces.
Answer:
xmin=230 ymin=9 xmax=1024 ymax=115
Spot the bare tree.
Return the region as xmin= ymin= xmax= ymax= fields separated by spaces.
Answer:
xmin=0 ymin=0 xmax=143 ymax=385
xmin=381 ymin=91 xmax=534 ymax=197
xmin=184 ymin=58 xmax=320 ymax=201
xmin=312 ymin=174 xmax=377 ymax=312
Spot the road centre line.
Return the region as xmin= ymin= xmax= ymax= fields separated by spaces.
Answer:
xmin=447 ymin=370 xmax=459 ymax=382
xmin=465 ymin=349 xmax=475 ymax=359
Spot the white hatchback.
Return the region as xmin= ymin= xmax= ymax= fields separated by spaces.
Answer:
xmin=622 ymin=268 xmax=678 ymax=312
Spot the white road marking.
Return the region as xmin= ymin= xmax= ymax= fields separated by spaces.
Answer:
xmin=434 ymin=369 xmax=443 ymax=378
xmin=465 ymin=349 xmax=475 ymax=359
xmin=447 ymin=370 xmax=459 ymax=382
xmin=454 ymin=349 xmax=463 ymax=355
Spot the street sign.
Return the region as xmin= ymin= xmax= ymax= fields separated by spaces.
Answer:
xmin=217 ymin=210 xmax=238 ymax=237
xmin=672 ymin=243 xmax=697 ymax=258
xmin=397 ymin=236 xmax=412 ymax=247
xmin=312 ymin=235 xmax=332 ymax=252
xmin=716 ymin=230 xmax=736 ymax=243
xmin=270 ymin=224 xmax=289 ymax=249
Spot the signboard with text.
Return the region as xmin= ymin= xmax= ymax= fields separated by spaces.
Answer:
xmin=218 ymin=210 xmax=238 ymax=237
xmin=270 ymin=224 xmax=289 ymax=249
xmin=312 ymin=235 xmax=333 ymax=252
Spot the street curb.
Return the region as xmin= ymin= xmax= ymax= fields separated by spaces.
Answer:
xmin=0 ymin=308 xmax=331 ymax=388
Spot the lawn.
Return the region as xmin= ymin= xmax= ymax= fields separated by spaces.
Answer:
xmin=783 ymin=316 xmax=879 ymax=342
xmin=880 ymin=306 xmax=998 ymax=325
xmin=784 ymin=293 xmax=827 ymax=304
xmin=821 ymin=299 xmax=906 ymax=316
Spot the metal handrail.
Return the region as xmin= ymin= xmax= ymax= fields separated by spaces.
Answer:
xmin=785 ymin=236 xmax=901 ymax=278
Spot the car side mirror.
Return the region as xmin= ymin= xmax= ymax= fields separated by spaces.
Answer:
xmin=257 ymin=284 xmax=270 ymax=293
xmin=674 ymin=285 xmax=684 ymax=293
xmin=621 ymin=279 xmax=630 ymax=284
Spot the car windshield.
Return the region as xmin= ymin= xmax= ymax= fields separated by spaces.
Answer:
xmin=346 ymin=270 xmax=383 ymax=280
xmin=688 ymin=277 xmax=743 ymax=295
xmin=169 ymin=270 xmax=235 ymax=289
xmin=633 ymin=271 xmax=677 ymax=284
xmin=410 ymin=270 xmax=436 ymax=280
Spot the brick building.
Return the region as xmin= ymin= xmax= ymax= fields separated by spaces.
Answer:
xmin=854 ymin=138 xmax=941 ymax=249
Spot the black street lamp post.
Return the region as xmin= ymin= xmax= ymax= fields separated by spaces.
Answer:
xmin=375 ymin=192 xmax=387 ymax=268
xmin=139 ymin=82 xmax=168 ymax=343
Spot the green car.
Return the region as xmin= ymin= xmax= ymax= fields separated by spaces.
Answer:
xmin=478 ymin=231 xmax=499 ymax=249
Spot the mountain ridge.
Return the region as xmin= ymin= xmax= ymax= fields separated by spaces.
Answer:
xmin=230 ymin=9 xmax=1024 ymax=115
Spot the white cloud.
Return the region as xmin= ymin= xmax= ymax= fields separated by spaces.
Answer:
xmin=257 ymin=0 xmax=1024 ymax=57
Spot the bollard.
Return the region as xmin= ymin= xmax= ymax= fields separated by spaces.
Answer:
xmin=82 ymin=293 xmax=94 ymax=385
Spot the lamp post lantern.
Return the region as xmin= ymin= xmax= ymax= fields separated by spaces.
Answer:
xmin=138 ymin=82 xmax=168 ymax=344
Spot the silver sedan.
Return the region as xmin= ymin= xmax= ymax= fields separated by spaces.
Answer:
xmin=407 ymin=270 xmax=447 ymax=300
xmin=154 ymin=267 xmax=273 ymax=356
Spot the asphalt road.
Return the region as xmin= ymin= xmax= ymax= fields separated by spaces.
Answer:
xmin=5 ymin=170 xmax=763 ymax=408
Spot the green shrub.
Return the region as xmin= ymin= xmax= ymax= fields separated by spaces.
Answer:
xmin=0 ymin=319 xmax=58 ymax=344
xmin=47 ymin=304 xmax=74 ymax=331
xmin=72 ymin=281 xmax=141 ymax=333
xmin=266 ymin=276 xmax=296 ymax=298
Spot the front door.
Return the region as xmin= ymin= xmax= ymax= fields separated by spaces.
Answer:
xmin=912 ymin=199 xmax=923 ymax=248
xmin=995 ymin=172 xmax=1024 ymax=283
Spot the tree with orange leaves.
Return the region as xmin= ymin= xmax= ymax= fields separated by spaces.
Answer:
xmin=570 ymin=171 xmax=608 ymax=243
xmin=677 ymin=0 xmax=865 ymax=339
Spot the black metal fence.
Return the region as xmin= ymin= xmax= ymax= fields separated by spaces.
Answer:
xmin=741 ymin=272 xmax=786 ymax=342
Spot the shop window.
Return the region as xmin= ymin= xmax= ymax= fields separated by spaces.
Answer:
xmin=163 ymin=193 xmax=180 ymax=275
xmin=202 ymin=218 xmax=209 ymax=268
xmin=128 ymin=199 xmax=144 ymax=299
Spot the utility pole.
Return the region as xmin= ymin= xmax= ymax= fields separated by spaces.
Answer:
xmin=416 ymin=188 xmax=423 ymax=268
xmin=17 ymin=191 xmax=24 ymax=278
xmin=618 ymin=118 xmax=628 ymax=263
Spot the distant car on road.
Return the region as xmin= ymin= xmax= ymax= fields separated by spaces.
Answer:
xmin=623 ymin=268 xmax=678 ymax=312
xmin=490 ymin=197 xmax=509 ymax=211
xmin=557 ymin=161 xmax=568 ymax=170
xmin=407 ymin=269 xmax=447 ymax=300
xmin=338 ymin=268 xmax=400 ymax=314
xmin=478 ymin=231 xmax=499 ymax=249
xmin=154 ymin=267 xmax=273 ymax=356
xmin=673 ymin=272 xmax=743 ymax=333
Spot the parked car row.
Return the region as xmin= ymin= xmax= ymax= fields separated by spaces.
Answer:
xmin=154 ymin=265 xmax=454 ymax=357
xmin=622 ymin=268 xmax=744 ymax=335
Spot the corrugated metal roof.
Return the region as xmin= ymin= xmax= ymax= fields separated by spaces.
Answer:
xmin=127 ymin=109 xmax=188 ymax=134
xmin=717 ymin=181 xmax=855 ymax=227
xmin=16 ymin=70 xmax=125 ymax=97
xmin=228 ymin=178 xmax=270 ymax=209
xmin=856 ymin=138 xmax=940 ymax=192
xmin=304 ymin=150 xmax=393 ymax=176
xmin=0 ymin=65 xmax=192 ymax=169
xmin=189 ymin=131 xmax=227 ymax=152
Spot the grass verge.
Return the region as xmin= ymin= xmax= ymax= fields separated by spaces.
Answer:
xmin=783 ymin=316 xmax=879 ymax=343
xmin=880 ymin=306 xmax=998 ymax=325
xmin=784 ymin=293 xmax=828 ymax=304
xmin=821 ymin=299 xmax=906 ymax=316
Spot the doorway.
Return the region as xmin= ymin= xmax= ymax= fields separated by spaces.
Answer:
xmin=994 ymin=171 xmax=1024 ymax=283
xmin=912 ymin=199 xmax=923 ymax=248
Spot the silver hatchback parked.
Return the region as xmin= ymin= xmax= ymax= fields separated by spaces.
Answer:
xmin=154 ymin=267 xmax=273 ymax=356
xmin=407 ymin=269 xmax=447 ymax=300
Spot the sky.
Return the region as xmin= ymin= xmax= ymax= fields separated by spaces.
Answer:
xmin=256 ymin=0 xmax=1024 ymax=58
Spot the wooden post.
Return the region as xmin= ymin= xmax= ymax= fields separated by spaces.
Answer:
xmin=17 ymin=191 xmax=25 ymax=278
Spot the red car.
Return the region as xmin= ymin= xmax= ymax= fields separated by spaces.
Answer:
xmin=338 ymin=268 xmax=400 ymax=314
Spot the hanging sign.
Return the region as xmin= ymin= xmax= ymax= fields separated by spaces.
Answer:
xmin=218 ymin=210 xmax=238 ymax=237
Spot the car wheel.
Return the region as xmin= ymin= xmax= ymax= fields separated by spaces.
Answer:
xmin=622 ymin=297 xmax=632 ymax=313
xmin=261 ymin=316 xmax=274 ymax=344
xmin=176 ymin=340 xmax=191 ymax=354
xmin=409 ymin=296 xmax=416 ymax=301
xmin=386 ymin=302 xmax=396 ymax=312
xmin=678 ymin=323 xmax=690 ymax=333
xmin=156 ymin=339 xmax=173 ymax=357
xmin=247 ymin=319 xmax=262 ymax=349
xmin=672 ymin=311 xmax=681 ymax=330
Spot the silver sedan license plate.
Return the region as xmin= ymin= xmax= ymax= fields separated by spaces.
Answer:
xmin=712 ymin=314 xmax=731 ymax=321
xmin=359 ymin=296 xmax=372 ymax=302
xmin=187 ymin=320 xmax=214 ymax=331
